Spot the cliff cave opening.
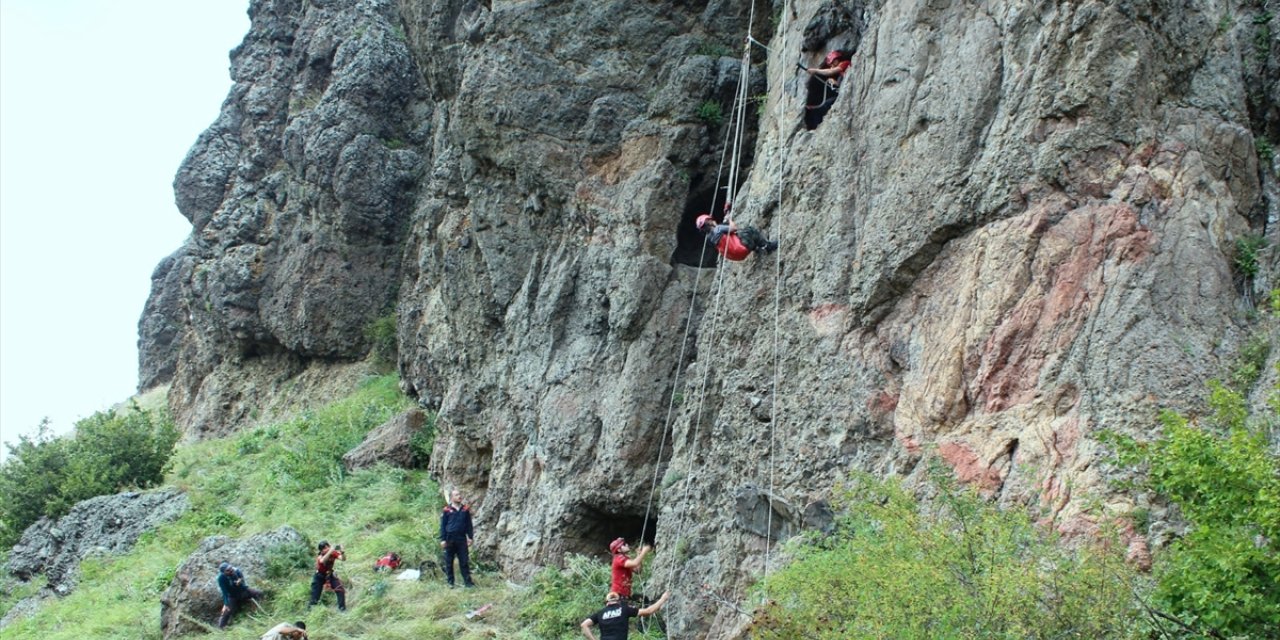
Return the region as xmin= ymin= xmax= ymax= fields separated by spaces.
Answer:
xmin=562 ymin=504 xmax=658 ymax=559
xmin=671 ymin=183 xmax=720 ymax=268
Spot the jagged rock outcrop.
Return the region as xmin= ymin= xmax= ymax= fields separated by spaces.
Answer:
xmin=5 ymin=489 xmax=188 ymax=592
xmin=142 ymin=0 xmax=1278 ymax=636
xmin=342 ymin=407 xmax=428 ymax=470
xmin=159 ymin=527 xmax=307 ymax=639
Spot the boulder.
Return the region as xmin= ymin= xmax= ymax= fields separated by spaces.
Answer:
xmin=159 ymin=526 xmax=307 ymax=639
xmin=342 ymin=408 xmax=427 ymax=471
xmin=6 ymin=488 xmax=189 ymax=592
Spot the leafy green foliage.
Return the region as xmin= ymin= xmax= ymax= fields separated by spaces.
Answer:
xmin=695 ymin=41 xmax=733 ymax=58
xmin=697 ymin=100 xmax=724 ymax=127
xmin=364 ymin=313 xmax=399 ymax=371
xmin=750 ymin=470 xmax=1144 ymax=639
xmin=1233 ymin=234 xmax=1267 ymax=280
xmin=1254 ymin=12 xmax=1274 ymax=63
xmin=0 ymin=405 xmax=179 ymax=548
xmin=1256 ymin=136 xmax=1275 ymax=168
xmin=409 ymin=412 xmax=437 ymax=468
xmin=520 ymin=554 xmax=610 ymax=639
xmin=1105 ymin=383 xmax=1280 ymax=638
xmin=1229 ymin=334 xmax=1272 ymax=391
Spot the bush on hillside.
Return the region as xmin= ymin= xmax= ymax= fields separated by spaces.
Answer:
xmin=0 ymin=405 xmax=179 ymax=548
xmin=1105 ymin=381 xmax=1280 ymax=639
xmin=749 ymin=468 xmax=1144 ymax=640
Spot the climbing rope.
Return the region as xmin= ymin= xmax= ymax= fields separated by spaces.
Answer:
xmin=658 ymin=20 xmax=758 ymax=592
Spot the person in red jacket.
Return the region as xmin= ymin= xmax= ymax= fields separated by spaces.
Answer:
xmin=608 ymin=537 xmax=651 ymax=601
xmin=307 ymin=540 xmax=346 ymax=611
xmin=696 ymin=213 xmax=778 ymax=261
xmin=803 ymin=49 xmax=853 ymax=130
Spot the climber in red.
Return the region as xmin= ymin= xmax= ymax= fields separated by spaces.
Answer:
xmin=308 ymin=541 xmax=346 ymax=611
xmin=696 ymin=204 xmax=778 ymax=261
xmin=803 ymin=49 xmax=853 ymax=130
xmin=609 ymin=537 xmax=651 ymax=601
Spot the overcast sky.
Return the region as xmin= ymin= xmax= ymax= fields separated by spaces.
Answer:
xmin=1 ymin=1 xmax=250 ymax=450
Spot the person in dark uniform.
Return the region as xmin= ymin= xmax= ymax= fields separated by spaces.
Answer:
xmin=216 ymin=561 xmax=264 ymax=629
xmin=439 ymin=488 xmax=476 ymax=587
xmin=580 ymin=590 xmax=670 ymax=640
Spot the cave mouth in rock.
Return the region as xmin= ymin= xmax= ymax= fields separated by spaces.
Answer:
xmin=562 ymin=505 xmax=659 ymax=559
xmin=672 ymin=183 xmax=720 ymax=268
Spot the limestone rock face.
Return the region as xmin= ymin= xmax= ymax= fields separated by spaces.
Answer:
xmin=159 ymin=527 xmax=307 ymax=639
xmin=342 ymin=408 xmax=428 ymax=470
xmin=5 ymin=489 xmax=189 ymax=592
xmin=143 ymin=0 xmax=1277 ymax=636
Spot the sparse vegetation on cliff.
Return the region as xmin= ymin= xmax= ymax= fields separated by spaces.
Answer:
xmin=748 ymin=469 xmax=1144 ymax=639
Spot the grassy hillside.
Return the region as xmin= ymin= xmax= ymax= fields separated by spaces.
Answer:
xmin=0 ymin=375 xmax=650 ymax=640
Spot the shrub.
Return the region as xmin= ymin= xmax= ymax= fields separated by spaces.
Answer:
xmin=697 ymin=101 xmax=724 ymax=127
xmin=520 ymin=554 xmax=610 ymax=639
xmin=1105 ymin=383 xmax=1280 ymax=639
xmin=365 ymin=312 xmax=399 ymax=370
xmin=1229 ymin=334 xmax=1272 ymax=391
xmin=749 ymin=469 xmax=1144 ymax=639
xmin=0 ymin=405 xmax=179 ymax=548
xmin=1233 ymin=234 xmax=1267 ymax=280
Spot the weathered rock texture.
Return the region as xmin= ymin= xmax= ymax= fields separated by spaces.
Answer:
xmin=5 ymin=489 xmax=188 ymax=592
xmin=141 ymin=0 xmax=1278 ymax=636
xmin=342 ymin=407 xmax=428 ymax=470
xmin=159 ymin=526 xmax=307 ymax=639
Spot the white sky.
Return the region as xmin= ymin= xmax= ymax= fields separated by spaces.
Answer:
xmin=0 ymin=1 xmax=250 ymax=450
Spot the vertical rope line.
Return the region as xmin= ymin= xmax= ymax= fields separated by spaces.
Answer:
xmin=638 ymin=67 xmax=743 ymax=551
xmin=663 ymin=247 xmax=732 ymax=588
xmin=762 ymin=140 xmax=788 ymax=604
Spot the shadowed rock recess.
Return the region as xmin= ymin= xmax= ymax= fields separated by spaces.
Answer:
xmin=139 ymin=0 xmax=1278 ymax=636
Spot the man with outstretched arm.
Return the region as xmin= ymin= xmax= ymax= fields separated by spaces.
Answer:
xmin=581 ymin=591 xmax=671 ymax=640
xmin=609 ymin=537 xmax=651 ymax=602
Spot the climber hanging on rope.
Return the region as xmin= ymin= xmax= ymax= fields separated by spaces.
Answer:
xmin=695 ymin=203 xmax=778 ymax=261
xmin=802 ymin=49 xmax=853 ymax=130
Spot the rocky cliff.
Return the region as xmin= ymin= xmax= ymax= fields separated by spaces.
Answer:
xmin=139 ymin=0 xmax=1278 ymax=636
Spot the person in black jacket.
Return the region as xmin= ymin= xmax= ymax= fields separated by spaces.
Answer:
xmin=439 ymin=489 xmax=475 ymax=587
xmin=216 ymin=562 xmax=263 ymax=629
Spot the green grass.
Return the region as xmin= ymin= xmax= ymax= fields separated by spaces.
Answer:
xmin=1 ymin=374 xmax=669 ymax=640
xmin=3 ymin=375 xmax=458 ymax=639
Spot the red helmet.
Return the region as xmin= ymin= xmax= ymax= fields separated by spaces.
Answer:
xmin=695 ymin=214 xmax=715 ymax=230
xmin=609 ymin=537 xmax=627 ymax=553
xmin=823 ymin=49 xmax=848 ymax=66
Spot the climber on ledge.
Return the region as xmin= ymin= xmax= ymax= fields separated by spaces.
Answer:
xmin=696 ymin=206 xmax=778 ymax=261
xmin=802 ymin=49 xmax=853 ymax=130
xmin=581 ymin=590 xmax=671 ymax=640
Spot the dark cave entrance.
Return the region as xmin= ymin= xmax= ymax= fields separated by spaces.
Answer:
xmin=671 ymin=182 xmax=721 ymax=268
xmin=563 ymin=504 xmax=659 ymax=559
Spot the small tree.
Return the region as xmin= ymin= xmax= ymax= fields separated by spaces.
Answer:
xmin=0 ymin=405 xmax=179 ymax=549
xmin=1107 ymin=382 xmax=1280 ymax=638
xmin=0 ymin=421 xmax=70 ymax=547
